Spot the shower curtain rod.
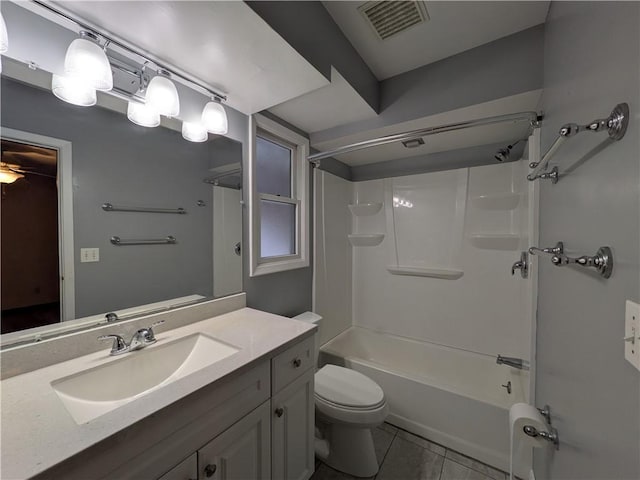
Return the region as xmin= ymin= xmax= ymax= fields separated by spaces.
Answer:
xmin=307 ymin=111 xmax=541 ymax=164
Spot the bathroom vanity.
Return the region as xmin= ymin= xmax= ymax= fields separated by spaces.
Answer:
xmin=0 ymin=305 xmax=316 ymax=480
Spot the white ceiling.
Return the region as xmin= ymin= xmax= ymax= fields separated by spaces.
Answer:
xmin=50 ymin=1 xmax=329 ymax=115
xmin=269 ymin=67 xmax=378 ymax=134
xmin=311 ymin=90 xmax=543 ymax=166
xmin=323 ymin=1 xmax=550 ymax=80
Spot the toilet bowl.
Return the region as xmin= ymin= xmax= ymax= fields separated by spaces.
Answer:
xmin=293 ymin=312 xmax=388 ymax=478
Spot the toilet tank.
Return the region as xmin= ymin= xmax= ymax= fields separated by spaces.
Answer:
xmin=292 ymin=311 xmax=322 ymax=366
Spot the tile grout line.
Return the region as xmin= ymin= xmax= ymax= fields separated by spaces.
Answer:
xmin=445 ymin=450 xmax=507 ymax=480
xmin=374 ymin=428 xmax=397 ymax=480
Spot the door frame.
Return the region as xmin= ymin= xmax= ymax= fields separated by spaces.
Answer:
xmin=1 ymin=127 xmax=75 ymax=321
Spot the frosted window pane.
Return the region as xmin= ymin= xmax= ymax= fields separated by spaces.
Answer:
xmin=256 ymin=136 xmax=291 ymax=197
xmin=260 ymin=200 xmax=295 ymax=257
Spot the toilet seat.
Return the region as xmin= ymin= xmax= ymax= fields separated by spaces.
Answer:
xmin=314 ymin=365 xmax=388 ymax=426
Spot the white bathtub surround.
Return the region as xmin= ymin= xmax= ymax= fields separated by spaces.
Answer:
xmin=320 ymin=326 xmax=531 ymax=478
xmin=1 ymin=307 xmax=315 ymax=479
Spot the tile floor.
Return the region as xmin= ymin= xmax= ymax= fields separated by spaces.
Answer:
xmin=311 ymin=423 xmax=508 ymax=480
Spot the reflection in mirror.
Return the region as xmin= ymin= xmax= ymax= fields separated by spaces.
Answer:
xmin=0 ymin=72 xmax=243 ymax=343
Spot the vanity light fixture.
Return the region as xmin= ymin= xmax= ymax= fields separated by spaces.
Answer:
xmin=182 ymin=122 xmax=208 ymax=142
xmin=127 ymin=100 xmax=160 ymax=128
xmin=51 ymin=73 xmax=97 ymax=106
xmin=64 ymin=31 xmax=113 ymax=91
xmin=146 ymin=70 xmax=180 ymax=117
xmin=201 ymin=98 xmax=228 ymax=135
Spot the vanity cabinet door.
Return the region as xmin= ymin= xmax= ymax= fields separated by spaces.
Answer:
xmin=198 ymin=400 xmax=271 ymax=480
xmin=271 ymin=368 xmax=315 ymax=480
xmin=158 ymin=453 xmax=198 ymax=480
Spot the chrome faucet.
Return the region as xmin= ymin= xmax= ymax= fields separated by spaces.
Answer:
xmin=496 ymin=354 xmax=528 ymax=370
xmin=98 ymin=320 xmax=165 ymax=356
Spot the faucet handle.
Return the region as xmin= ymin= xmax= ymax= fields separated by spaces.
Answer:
xmin=98 ymin=334 xmax=128 ymax=355
xmin=147 ymin=320 xmax=165 ymax=342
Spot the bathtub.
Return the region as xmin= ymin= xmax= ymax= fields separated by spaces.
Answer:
xmin=319 ymin=326 xmax=531 ymax=476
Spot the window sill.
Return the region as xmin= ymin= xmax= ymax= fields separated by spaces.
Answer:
xmin=251 ymin=257 xmax=310 ymax=277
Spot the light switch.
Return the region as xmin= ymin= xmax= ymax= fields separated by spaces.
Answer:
xmin=624 ymin=300 xmax=640 ymax=371
xmin=80 ymin=248 xmax=100 ymax=263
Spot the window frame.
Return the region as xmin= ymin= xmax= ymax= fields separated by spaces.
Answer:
xmin=249 ymin=114 xmax=309 ymax=277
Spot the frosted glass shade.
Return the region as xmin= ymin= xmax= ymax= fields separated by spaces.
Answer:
xmin=146 ymin=75 xmax=180 ymax=117
xmin=201 ymin=101 xmax=228 ymax=134
xmin=0 ymin=12 xmax=8 ymax=53
xmin=52 ymin=74 xmax=97 ymax=106
xmin=64 ymin=37 xmax=113 ymax=91
xmin=0 ymin=167 xmax=23 ymax=184
xmin=182 ymin=122 xmax=208 ymax=142
xmin=127 ymin=101 xmax=160 ymax=127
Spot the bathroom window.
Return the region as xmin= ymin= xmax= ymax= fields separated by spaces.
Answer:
xmin=249 ymin=114 xmax=309 ymax=276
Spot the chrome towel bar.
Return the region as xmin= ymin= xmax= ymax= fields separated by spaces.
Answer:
xmin=110 ymin=236 xmax=177 ymax=246
xmin=102 ymin=203 xmax=186 ymax=214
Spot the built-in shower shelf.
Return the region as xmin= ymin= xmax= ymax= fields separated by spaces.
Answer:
xmin=471 ymin=193 xmax=520 ymax=210
xmin=348 ymin=203 xmax=383 ymax=216
xmin=468 ymin=234 xmax=520 ymax=251
xmin=348 ymin=234 xmax=384 ymax=246
xmin=386 ymin=265 xmax=464 ymax=279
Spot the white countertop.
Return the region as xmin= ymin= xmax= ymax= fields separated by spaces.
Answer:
xmin=0 ymin=307 xmax=315 ymax=479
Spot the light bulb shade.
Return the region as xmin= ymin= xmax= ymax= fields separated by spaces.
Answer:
xmin=127 ymin=101 xmax=160 ymax=128
xmin=52 ymin=74 xmax=97 ymax=106
xmin=0 ymin=167 xmax=23 ymax=184
xmin=64 ymin=37 xmax=113 ymax=91
xmin=182 ymin=122 xmax=208 ymax=142
xmin=201 ymin=101 xmax=228 ymax=134
xmin=0 ymin=12 xmax=8 ymax=54
xmin=146 ymin=75 xmax=180 ymax=117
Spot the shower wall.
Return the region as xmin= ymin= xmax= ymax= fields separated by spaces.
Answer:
xmin=315 ymin=158 xmax=536 ymax=361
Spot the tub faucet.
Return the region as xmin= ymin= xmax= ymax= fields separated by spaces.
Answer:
xmin=496 ymin=355 xmax=527 ymax=370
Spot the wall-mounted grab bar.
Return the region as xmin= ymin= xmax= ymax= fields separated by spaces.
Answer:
xmin=110 ymin=236 xmax=177 ymax=246
xmin=528 ymin=103 xmax=629 ymax=182
xmin=529 ymin=242 xmax=613 ymax=278
xmin=102 ymin=203 xmax=186 ymax=214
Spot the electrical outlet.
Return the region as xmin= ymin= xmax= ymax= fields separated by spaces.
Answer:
xmin=624 ymin=300 xmax=640 ymax=371
xmin=80 ymin=248 xmax=100 ymax=263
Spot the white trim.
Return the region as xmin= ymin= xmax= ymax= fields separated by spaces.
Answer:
xmin=1 ymin=127 xmax=76 ymax=321
xmin=248 ymin=114 xmax=310 ymax=277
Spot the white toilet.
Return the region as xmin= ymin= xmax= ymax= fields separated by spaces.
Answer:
xmin=293 ymin=312 xmax=389 ymax=478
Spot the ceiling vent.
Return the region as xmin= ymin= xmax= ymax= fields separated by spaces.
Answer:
xmin=358 ymin=1 xmax=429 ymax=41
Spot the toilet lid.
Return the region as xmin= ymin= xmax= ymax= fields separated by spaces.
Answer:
xmin=315 ymin=365 xmax=385 ymax=408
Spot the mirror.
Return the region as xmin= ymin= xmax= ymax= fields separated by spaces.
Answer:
xmin=0 ymin=70 xmax=243 ymax=344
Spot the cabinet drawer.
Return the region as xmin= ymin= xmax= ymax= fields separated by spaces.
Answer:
xmin=271 ymin=335 xmax=314 ymax=393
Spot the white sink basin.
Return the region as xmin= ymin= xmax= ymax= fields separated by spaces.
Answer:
xmin=51 ymin=333 xmax=239 ymax=424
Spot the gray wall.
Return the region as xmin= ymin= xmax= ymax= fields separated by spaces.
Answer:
xmin=1 ymin=78 xmax=235 ymax=317
xmin=534 ymin=2 xmax=640 ymax=479
xmin=311 ymin=24 xmax=545 ymax=146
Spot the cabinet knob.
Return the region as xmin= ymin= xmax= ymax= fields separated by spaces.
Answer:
xmin=292 ymin=358 xmax=302 ymax=368
xmin=275 ymin=407 xmax=284 ymax=417
xmin=204 ymin=464 xmax=217 ymax=477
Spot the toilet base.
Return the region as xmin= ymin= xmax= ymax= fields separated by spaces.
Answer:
xmin=322 ymin=423 xmax=379 ymax=478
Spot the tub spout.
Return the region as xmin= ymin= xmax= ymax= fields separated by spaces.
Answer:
xmin=496 ymin=355 xmax=528 ymax=370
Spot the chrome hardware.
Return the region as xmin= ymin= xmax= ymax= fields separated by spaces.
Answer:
xmin=102 ymin=202 xmax=186 ymax=214
xmin=292 ymin=358 xmax=302 ymax=368
xmin=105 ymin=312 xmax=119 ymax=323
xmin=537 ymin=405 xmax=552 ymax=425
xmin=511 ymin=251 xmax=528 ymax=278
xmin=204 ymin=464 xmax=217 ymax=477
xmin=501 ymin=381 xmax=512 ymax=394
xmin=523 ymin=425 xmax=559 ymax=450
xmin=550 ymin=246 xmax=613 ymax=279
xmin=234 ymin=242 xmax=241 ymax=256
xmin=528 ymin=103 xmax=629 ymax=182
xmin=529 ymin=166 xmax=559 ymax=184
xmin=275 ymin=407 xmax=284 ymax=417
xmin=529 ymin=242 xmax=564 ymax=257
xmin=97 ymin=334 xmax=128 ymax=355
xmin=496 ymin=355 xmax=527 ymax=370
xmin=111 ymin=236 xmax=177 ymax=246
xmin=129 ymin=320 xmax=164 ymax=351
